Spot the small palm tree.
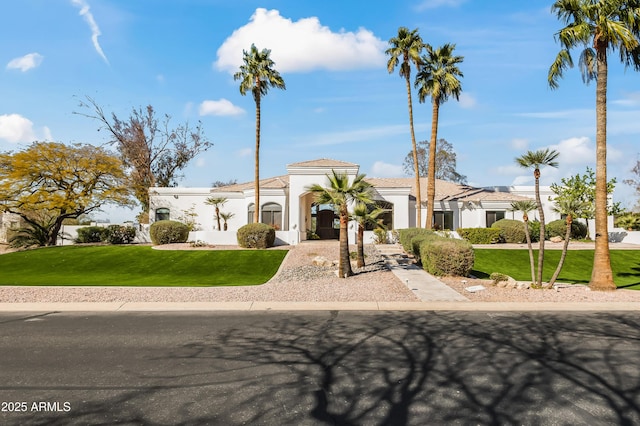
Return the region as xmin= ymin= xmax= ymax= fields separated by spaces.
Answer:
xmin=510 ymin=200 xmax=538 ymax=285
xmin=387 ymin=27 xmax=425 ymax=228
xmin=234 ymin=44 xmax=286 ymax=223
xmin=515 ymin=148 xmax=560 ymax=286
xmin=307 ymin=171 xmax=374 ymax=278
xmin=415 ymin=43 xmax=464 ymax=229
xmin=549 ymin=198 xmax=589 ymax=286
xmin=352 ymin=203 xmax=386 ymax=268
xmin=219 ymin=212 xmax=235 ymax=231
xmin=205 ymin=197 xmax=227 ymax=231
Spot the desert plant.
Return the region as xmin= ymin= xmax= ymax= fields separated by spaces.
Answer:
xmin=372 ymin=228 xmax=389 ymax=244
xmin=237 ymin=223 xmax=276 ymax=249
xmin=149 ymin=220 xmax=190 ymax=245
xmin=615 ymin=213 xmax=640 ymax=230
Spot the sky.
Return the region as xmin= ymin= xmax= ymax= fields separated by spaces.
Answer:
xmin=2 ymin=0 xmax=640 ymax=222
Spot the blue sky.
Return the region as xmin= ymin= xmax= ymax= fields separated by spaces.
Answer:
xmin=2 ymin=0 xmax=640 ymax=222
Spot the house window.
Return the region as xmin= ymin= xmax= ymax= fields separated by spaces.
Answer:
xmin=247 ymin=204 xmax=255 ymax=224
xmin=155 ymin=208 xmax=170 ymax=221
xmin=433 ymin=211 xmax=453 ymax=230
xmin=261 ymin=203 xmax=282 ymax=230
xmin=486 ymin=211 xmax=505 ymax=227
xmin=365 ymin=201 xmax=394 ymax=230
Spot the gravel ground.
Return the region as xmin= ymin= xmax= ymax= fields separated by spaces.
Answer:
xmin=0 ymin=242 xmax=418 ymax=303
xmin=1 ymin=242 xmax=639 ymax=304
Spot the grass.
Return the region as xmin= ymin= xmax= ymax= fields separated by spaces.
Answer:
xmin=471 ymin=249 xmax=640 ymax=290
xmin=0 ymin=245 xmax=288 ymax=287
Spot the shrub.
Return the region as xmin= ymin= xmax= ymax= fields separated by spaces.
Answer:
xmin=397 ymin=228 xmax=435 ymax=253
xmin=76 ymin=226 xmax=108 ymax=243
xmin=418 ymin=237 xmax=474 ymax=277
xmin=237 ymin=223 xmax=276 ymax=249
xmin=457 ymin=228 xmax=502 ymax=244
xmin=527 ymin=220 xmax=541 ymax=242
xmin=410 ymin=233 xmax=440 ymax=261
xmin=615 ymin=213 xmax=640 ymax=230
xmin=149 ymin=220 xmax=190 ymax=245
xmin=546 ymin=219 xmax=588 ymax=240
xmin=489 ymin=272 xmax=509 ymax=285
xmin=491 ymin=219 xmax=526 ymax=243
xmin=105 ymin=225 xmax=136 ymax=244
xmin=372 ymin=228 xmax=389 ymax=244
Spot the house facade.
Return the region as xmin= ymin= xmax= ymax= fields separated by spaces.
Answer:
xmin=148 ymin=159 xmax=558 ymax=245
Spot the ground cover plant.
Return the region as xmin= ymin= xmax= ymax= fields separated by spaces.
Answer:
xmin=471 ymin=249 xmax=640 ymax=290
xmin=0 ymin=245 xmax=287 ymax=286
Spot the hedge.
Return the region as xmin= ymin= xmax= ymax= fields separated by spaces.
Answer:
xmin=149 ymin=220 xmax=190 ymax=245
xmin=546 ymin=219 xmax=588 ymax=240
xmin=76 ymin=226 xmax=108 ymax=243
xmin=418 ymin=238 xmax=475 ymax=277
xmin=491 ymin=219 xmax=526 ymax=243
xmin=457 ymin=228 xmax=502 ymax=244
xmin=398 ymin=228 xmax=436 ymax=254
xmin=237 ymin=223 xmax=276 ymax=249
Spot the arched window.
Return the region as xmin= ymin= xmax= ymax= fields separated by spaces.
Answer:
xmin=261 ymin=203 xmax=282 ymax=230
xmin=155 ymin=208 xmax=170 ymax=222
xmin=247 ymin=203 xmax=255 ymax=224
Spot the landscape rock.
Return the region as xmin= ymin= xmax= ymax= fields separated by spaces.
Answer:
xmin=312 ymin=256 xmax=333 ymax=267
xmin=550 ymin=236 xmax=563 ymax=243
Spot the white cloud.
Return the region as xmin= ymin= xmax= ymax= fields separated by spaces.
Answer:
xmin=199 ymin=99 xmax=245 ymax=117
xmin=215 ymin=8 xmax=386 ymax=74
xmin=370 ymin=161 xmax=403 ymax=177
xmin=515 ymin=109 xmax=591 ymax=119
xmin=6 ymin=53 xmax=44 ymax=72
xmin=195 ymin=158 xmax=206 ymax=167
xmin=415 ymin=0 xmax=467 ymax=11
xmin=612 ymin=91 xmax=640 ymax=107
xmin=510 ymin=138 xmax=529 ymax=151
xmin=237 ymin=148 xmax=252 ymax=157
xmin=70 ymin=0 xmax=109 ymax=64
xmin=304 ymin=124 xmax=410 ymax=147
xmin=458 ymin=92 xmax=477 ymax=109
xmin=548 ymin=136 xmax=594 ymax=165
xmin=0 ymin=114 xmax=36 ymax=143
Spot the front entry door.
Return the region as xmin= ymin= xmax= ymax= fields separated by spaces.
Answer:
xmin=316 ymin=209 xmax=338 ymax=239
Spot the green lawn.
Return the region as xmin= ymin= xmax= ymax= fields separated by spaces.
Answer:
xmin=471 ymin=249 xmax=640 ymax=290
xmin=0 ymin=245 xmax=288 ymax=286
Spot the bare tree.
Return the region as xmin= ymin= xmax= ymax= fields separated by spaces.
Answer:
xmin=76 ymin=97 xmax=213 ymax=212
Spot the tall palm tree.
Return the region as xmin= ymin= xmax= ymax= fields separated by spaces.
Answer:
xmin=205 ymin=196 xmax=227 ymax=231
xmin=548 ymin=0 xmax=640 ymax=291
xmin=510 ymin=200 xmax=538 ymax=285
xmin=549 ymin=198 xmax=589 ymax=286
xmin=415 ymin=43 xmax=464 ymax=229
xmin=386 ymin=27 xmax=425 ymax=228
xmin=307 ymin=171 xmax=374 ymax=278
xmin=516 ymin=148 xmax=560 ymax=287
xmin=234 ymin=44 xmax=286 ymax=223
xmin=352 ymin=203 xmax=385 ymax=268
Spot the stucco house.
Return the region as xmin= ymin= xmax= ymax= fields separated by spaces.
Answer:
xmin=148 ymin=158 xmax=559 ymax=245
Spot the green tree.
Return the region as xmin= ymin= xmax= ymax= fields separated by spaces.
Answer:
xmin=387 ymin=27 xmax=425 ymax=228
xmin=77 ymin=97 xmax=212 ymax=213
xmin=548 ymin=0 xmax=640 ymax=291
xmin=402 ymin=138 xmax=467 ymax=184
xmin=515 ymin=148 xmax=560 ymax=287
xmin=307 ymin=171 xmax=374 ymax=278
xmin=510 ymin=200 xmax=538 ymax=285
xmin=0 ymin=142 xmax=132 ymax=246
xmin=549 ymin=198 xmax=590 ymax=287
xmin=351 ymin=203 xmax=385 ymax=268
xmin=415 ymin=43 xmax=464 ymax=229
xmin=234 ymin=44 xmax=286 ymax=223
xmin=205 ymin=197 xmax=228 ymax=231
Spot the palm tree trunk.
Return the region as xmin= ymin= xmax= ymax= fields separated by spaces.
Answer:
xmin=216 ymin=206 xmax=221 ymax=231
xmin=524 ymin=219 xmax=536 ymax=284
xmin=406 ymin=75 xmax=422 ymax=228
xmin=339 ymin=205 xmax=353 ymax=277
xmin=589 ymin=45 xmax=616 ymax=291
xmin=357 ymin=224 xmax=365 ymax=268
xmin=534 ymin=172 xmax=545 ymax=287
xmin=254 ymin=95 xmax=261 ymax=224
xmin=549 ymin=216 xmax=572 ymax=286
xmin=426 ymin=100 xmax=439 ymax=229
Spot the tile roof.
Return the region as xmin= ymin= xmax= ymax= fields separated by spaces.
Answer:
xmin=287 ymin=158 xmax=359 ymax=168
xmin=211 ymin=175 xmax=290 ymax=192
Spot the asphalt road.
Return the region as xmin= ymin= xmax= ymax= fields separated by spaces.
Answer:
xmin=1 ymin=311 xmax=639 ymax=425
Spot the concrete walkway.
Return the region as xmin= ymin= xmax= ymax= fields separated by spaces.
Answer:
xmin=375 ymin=244 xmax=469 ymax=302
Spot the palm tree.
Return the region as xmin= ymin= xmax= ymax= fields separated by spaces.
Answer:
xmin=234 ymin=44 xmax=286 ymax=223
xmin=548 ymin=0 xmax=640 ymax=291
xmin=415 ymin=43 xmax=464 ymax=229
xmin=549 ymin=198 xmax=589 ymax=287
xmin=219 ymin=212 xmax=235 ymax=231
xmin=352 ymin=203 xmax=385 ymax=268
xmin=386 ymin=27 xmax=425 ymax=228
xmin=510 ymin=200 xmax=538 ymax=285
xmin=307 ymin=171 xmax=374 ymax=278
xmin=516 ymin=149 xmax=560 ymax=287
xmin=205 ymin=196 xmax=227 ymax=231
